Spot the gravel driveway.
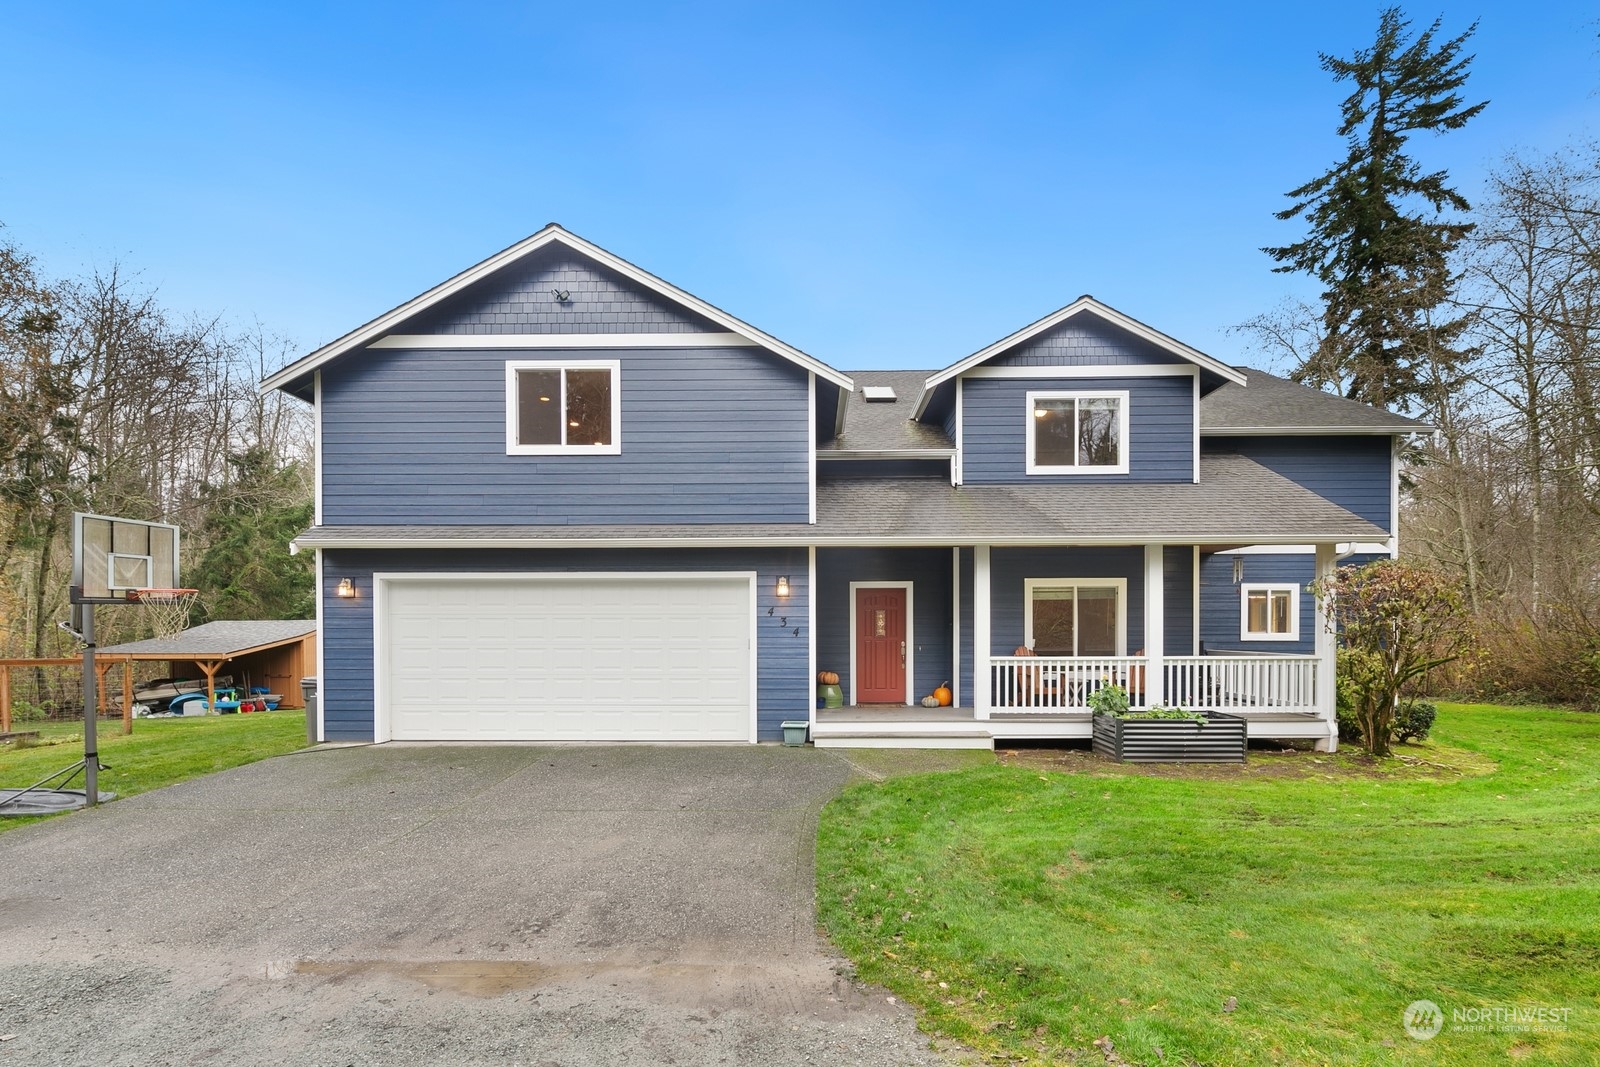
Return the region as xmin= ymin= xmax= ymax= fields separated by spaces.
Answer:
xmin=0 ymin=744 xmax=954 ymax=1066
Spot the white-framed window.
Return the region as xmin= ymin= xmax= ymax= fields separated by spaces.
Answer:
xmin=505 ymin=359 xmax=622 ymax=455
xmin=1240 ymin=583 xmax=1300 ymax=641
xmin=1023 ymin=578 xmax=1127 ymax=656
xmin=1025 ymin=390 xmax=1130 ymax=475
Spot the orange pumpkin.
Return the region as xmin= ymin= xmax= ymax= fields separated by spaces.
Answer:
xmin=818 ymin=670 xmax=840 ymax=685
xmin=934 ymin=681 xmax=952 ymax=706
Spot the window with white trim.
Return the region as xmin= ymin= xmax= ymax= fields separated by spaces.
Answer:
xmin=1024 ymin=578 xmax=1126 ymax=656
xmin=1240 ymin=583 xmax=1300 ymax=641
xmin=1025 ymin=390 xmax=1129 ymax=474
xmin=506 ymin=360 xmax=621 ymax=455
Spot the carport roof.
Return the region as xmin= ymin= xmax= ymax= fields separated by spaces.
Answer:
xmin=98 ymin=620 xmax=316 ymax=659
xmin=294 ymin=453 xmax=1385 ymax=549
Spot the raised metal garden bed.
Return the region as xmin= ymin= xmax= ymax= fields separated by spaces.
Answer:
xmin=1091 ymin=711 xmax=1247 ymax=763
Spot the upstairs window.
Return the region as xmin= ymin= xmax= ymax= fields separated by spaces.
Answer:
xmin=1025 ymin=390 xmax=1129 ymax=474
xmin=1241 ymin=583 xmax=1300 ymax=641
xmin=506 ymin=360 xmax=621 ymax=455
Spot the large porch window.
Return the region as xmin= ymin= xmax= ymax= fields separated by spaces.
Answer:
xmin=1024 ymin=578 xmax=1126 ymax=655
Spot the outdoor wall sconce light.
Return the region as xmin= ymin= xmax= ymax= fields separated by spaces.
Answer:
xmin=776 ymin=576 xmax=791 ymax=598
xmin=336 ymin=578 xmax=356 ymax=598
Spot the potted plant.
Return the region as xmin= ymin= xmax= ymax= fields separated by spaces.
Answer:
xmin=1088 ymin=685 xmax=1246 ymax=763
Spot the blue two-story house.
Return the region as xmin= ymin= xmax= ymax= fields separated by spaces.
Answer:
xmin=264 ymin=226 xmax=1422 ymax=751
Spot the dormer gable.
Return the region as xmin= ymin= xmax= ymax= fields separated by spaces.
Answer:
xmin=912 ymin=296 xmax=1246 ymax=422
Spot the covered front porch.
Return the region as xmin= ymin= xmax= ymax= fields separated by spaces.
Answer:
xmin=807 ymin=543 xmax=1339 ymax=751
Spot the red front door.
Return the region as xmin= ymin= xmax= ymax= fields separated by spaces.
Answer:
xmin=855 ymin=587 xmax=907 ymax=703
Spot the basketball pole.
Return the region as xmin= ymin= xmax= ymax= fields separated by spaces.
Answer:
xmin=82 ymin=603 xmax=99 ymax=806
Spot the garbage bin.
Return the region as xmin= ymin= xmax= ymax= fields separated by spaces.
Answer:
xmin=301 ymin=677 xmax=319 ymax=745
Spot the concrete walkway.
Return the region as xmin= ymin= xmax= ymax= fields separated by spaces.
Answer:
xmin=0 ymin=744 xmax=955 ymax=1066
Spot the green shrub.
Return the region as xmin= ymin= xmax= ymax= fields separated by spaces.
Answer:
xmin=1394 ymin=699 xmax=1438 ymax=743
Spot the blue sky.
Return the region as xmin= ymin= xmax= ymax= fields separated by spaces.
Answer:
xmin=2 ymin=2 xmax=1596 ymax=373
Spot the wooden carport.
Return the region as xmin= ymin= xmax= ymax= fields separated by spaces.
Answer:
xmin=96 ymin=620 xmax=317 ymax=715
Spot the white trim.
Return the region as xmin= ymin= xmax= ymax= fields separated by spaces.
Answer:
xmin=1191 ymin=545 xmax=1201 ymax=657
xmin=964 ymin=364 xmax=1198 ymax=380
xmin=973 ymin=546 xmax=991 ymax=720
xmin=313 ymin=370 xmax=323 ymax=525
xmin=370 ymin=332 xmax=757 ymax=350
xmin=808 ymin=372 xmax=817 ymax=525
xmin=1143 ymin=544 xmax=1165 ymax=706
xmin=807 ymin=546 xmax=817 ymax=732
xmin=1200 ymin=425 xmax=1430 ymax=436
xmin=817 ymin=449 xmax=956 ymax=461
xmin=1313 ymin=543 xmax=1338 ymax=752
xmin=848 ymin=581 xmax=914 ymax=706
xmin=951 ymin=547 xmax=961 ymax=709
xmin=913 ymin=295 xmax=1246 ymax=417
xmin=953 ymin=378 xmax=964 ymax=486
xmin=314 ymin=548 xmax=325 ymax=743
xmin=1390 ymin=436 xmax=1401 ymax=558
xmin=1024 ymin=390 xmax=1131 ymax=476
xmin=260 ymin=225 xmax=855 ymax=393
xmin=1022 ymin=577 xmax=1128 ymax=656
xmin=1240 ymin=582 xmax=1301 ymax=642
xmin=1217 ymin=542 xmax=1391 ymax=556
xmin=371 ymin=570 xmax=760 ymax=745
xmin=1192 ymin=372 xmax=1200 ymax=484
xmin=295 ymin=532 xmax=1386 ymax=551
xmin=504 ymin=359 xmax=622 ymax=456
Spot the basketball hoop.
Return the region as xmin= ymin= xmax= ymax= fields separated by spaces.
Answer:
xmin=126 ymin=587 xmax=200 ymax=639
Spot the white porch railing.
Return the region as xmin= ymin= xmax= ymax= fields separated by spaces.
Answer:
xmin=1163 ymin=655 xmax=1319 ymax=714
xmin=989 ymin=656 xmax=1151 ymax=713
xmin=988 ymin=654 xmax=1320 ymax=714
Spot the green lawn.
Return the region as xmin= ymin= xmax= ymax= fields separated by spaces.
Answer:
xmin=0 ymin=711 xmax=308 ymax=833
xmin=817 ymin=704 xmax=1600 ymax=1066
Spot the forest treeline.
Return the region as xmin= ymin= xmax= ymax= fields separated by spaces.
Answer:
xmin=0 ymin=229 xmax=313 ymax=663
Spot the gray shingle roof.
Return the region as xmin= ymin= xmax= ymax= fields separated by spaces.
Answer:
xmin=98 ymin=620 xmax=315 ymax=658
xmin=820 ymin=370 xmax=953 ymax=452
xmin=295 ymin=454 xmax=1384 ymax=547
xmin=1202 ymin=368 xmax=1430 ymax=434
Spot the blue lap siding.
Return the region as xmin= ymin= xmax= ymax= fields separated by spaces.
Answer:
xmin=961 ymin=375 xmax=1196 ymax=485
xmin=1204 ymin=435 xmax=1393 ymax=530
xmin=320 ymin=346 xmax=811 ymax=525
xmin=319 ymin=547 xmax=808 ymax=742
xmin=989 ymin=547 xmax=1147 ymax=654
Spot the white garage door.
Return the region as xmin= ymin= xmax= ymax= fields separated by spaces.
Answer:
xmin=379 ymin=574 xmax=754 ymax=742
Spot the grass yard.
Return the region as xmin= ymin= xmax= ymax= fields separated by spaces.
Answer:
xmin=0 ymin=711 xmax=308 ymax=833
xmin=817 ymin=704 xmax=1600 ymax=1066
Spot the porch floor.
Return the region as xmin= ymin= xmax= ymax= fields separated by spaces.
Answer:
xmin=810 ymin=705 xmax=1329 ymax=749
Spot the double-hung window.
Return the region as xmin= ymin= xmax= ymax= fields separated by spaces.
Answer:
xmin=506 ymin=360 xmax=621 ymax=455
xmin=1025 ymin=390 xmax=1130 ymax=474
xmin=1240 ymin=583 xmax=1299 ymax=641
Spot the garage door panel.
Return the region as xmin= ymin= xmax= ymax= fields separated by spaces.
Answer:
xmin=382 ymin=575 xmax=753 ymax=741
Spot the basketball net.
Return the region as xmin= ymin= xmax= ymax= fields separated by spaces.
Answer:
xmin=125 ymin=588 xmax=201 ymax=639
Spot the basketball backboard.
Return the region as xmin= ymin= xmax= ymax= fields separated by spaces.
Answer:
xmin=71 ymin=512 xmax=181 ymax=604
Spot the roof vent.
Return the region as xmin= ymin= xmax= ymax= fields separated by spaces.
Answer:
xmin=861 ymin=386 xmax=897 ymax=403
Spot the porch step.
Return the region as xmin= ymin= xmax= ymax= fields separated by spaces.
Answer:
xmin=813 ymin=732 xmax=994 ymax=750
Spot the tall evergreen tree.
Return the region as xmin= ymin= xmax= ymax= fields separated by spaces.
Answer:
xmin=1266 ymin=8 xmax=1487 ymax=412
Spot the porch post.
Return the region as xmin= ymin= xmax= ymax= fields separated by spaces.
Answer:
xmin=974 ymin=545 xmax=990 ymax=720
xmin=1143 ymin=544 xmax=1165 ymax=708
xmin=1314 ymin=542 xmax=1338 ymax=752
